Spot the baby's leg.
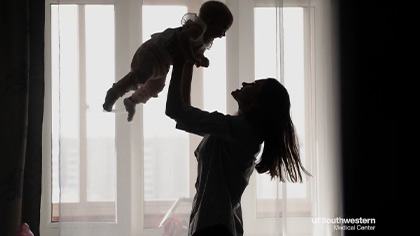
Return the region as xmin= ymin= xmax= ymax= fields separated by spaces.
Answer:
xmin=104 ymin=41 xmax=157 ymax=112
xmin=123 ymin=41 xmax=169 ymax=121
xmin=123 ymin=78 xmax=166 ymax=122
xmin=103 ymin=72 xmax=137 ymax=111
xmin=130 ymin=77 xmax=166 ymax=103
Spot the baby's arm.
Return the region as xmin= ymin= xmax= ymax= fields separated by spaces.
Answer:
xmin=177 ymin=23 xmax=203 ymax=64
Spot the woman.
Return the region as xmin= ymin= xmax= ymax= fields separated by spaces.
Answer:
xmin=165 ymin=56 xmax=310 ymax=236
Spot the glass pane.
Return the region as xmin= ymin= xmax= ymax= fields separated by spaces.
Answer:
xmin=283 ymin=8 xmax=308 ymax=201
xmin=51 ymin=4 xmax=80 ymax=207
xmin=51 ymin=4 xmax=63 ymax=221
xmin=254 ymin=7 xmax=309 ymax=218
xmin=142 ymin=5 xmax=190 ymax=228
xmin=85 ymin=5 xmax=116 ymax=203
xmin=203 ymin=38 xmax=226 ymax=113
xmin=254 ymin=8 xmax=277 ymax=79
xmin=51 ymin=4 xmax=117 ymax=222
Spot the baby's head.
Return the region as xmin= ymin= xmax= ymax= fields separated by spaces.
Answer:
xmin=199 ymin=1 xmax=233 ymax=40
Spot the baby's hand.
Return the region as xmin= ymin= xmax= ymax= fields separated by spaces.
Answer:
xmin=195 ymin=56 xmax=209 ymax=68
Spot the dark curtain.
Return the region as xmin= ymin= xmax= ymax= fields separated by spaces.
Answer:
xmin=0 ymin=0 xmax=45 ymax=236
xmin=337 ymin=0 xmax=397 ymax=235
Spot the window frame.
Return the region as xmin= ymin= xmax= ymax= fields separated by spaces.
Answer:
xmin=42 ymin=1 xmax=204 ymax=235
xmin=42 ymin=1 xmax=136 ymax=236
xmin=252 ymin=5 xmax=314 ymax=219
xmin=226 ymin=1 xmax=316 ymax=235
xmin=42 ymin=1 xmax=324 ymax=236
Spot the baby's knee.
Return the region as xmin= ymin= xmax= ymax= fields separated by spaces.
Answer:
xmin=133 ymin=69 xmax=153 ymax=85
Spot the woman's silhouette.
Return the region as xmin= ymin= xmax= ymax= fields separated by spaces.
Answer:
xmin=165 ymin=53 xmax=310 ymax=236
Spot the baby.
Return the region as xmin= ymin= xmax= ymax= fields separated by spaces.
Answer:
xmin=102 ymin=1 xmax=233 ymax=121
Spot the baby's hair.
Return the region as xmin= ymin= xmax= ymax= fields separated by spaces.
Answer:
xmin=199 ymin=1 xmax=233 ymax=27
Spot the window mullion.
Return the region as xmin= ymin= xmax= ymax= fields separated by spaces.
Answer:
xmin=304 ymin=6 xmax=315 ymax=208
xmin=78 ymin=4 xmax=88 ymax=204
xmin=114 ymin=0 xmax=132 ymax=233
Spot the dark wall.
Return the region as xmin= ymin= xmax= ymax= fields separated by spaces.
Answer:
xmin=337 ymin=0 xmax=397 ymax=235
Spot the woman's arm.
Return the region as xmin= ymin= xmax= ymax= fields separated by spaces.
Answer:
xmin=181 ymin=61 xmax=194 ymax=105
xmin=165 ymin=57 xmax=194 ymax=119
xmin=178 ymin=23 xmax=203 ymax=64
xmin=165 ymin=56 xmax=238 ymax=140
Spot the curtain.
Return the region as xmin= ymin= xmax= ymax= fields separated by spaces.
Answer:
xmin=0 ymin=0 xmax=45 ymax=236
xmin=51 ymin=0 xmax=340 ymax=236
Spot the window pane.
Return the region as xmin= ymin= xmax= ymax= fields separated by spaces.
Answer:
xmin=283 ymin=8 xmax=308 ymax=201
xmin=254 ymin=8 xmax=277 ymax=79
xmin=51 ymin=4 xmax=117 ymax=222
xmin=85 ymin=5 xmax=116 ymax=203
xmin=51 ymin=4 xmax=80 ymax=207
xmin=142 ymin=5 xmax=190 ymax=228
xmin=203 ymin=38 xmax=226 ymax=113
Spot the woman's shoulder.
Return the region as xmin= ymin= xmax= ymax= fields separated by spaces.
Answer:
xmin=224 ymin=115 xmax=262 ymax=139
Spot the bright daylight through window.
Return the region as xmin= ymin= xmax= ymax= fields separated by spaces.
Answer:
xmin=46 ymin=1 xmax=317 ymax=235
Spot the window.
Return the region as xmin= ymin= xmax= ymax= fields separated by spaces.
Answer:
xmin=254 ymin=6 xmax=313 ymax=218
xmin=50 ymin=3 xmax=117 ymax=222
xmin=43 ymin=1 xmax=227 ymax=234
xmin=223 ymin=1 xmax=317 ymax=235
xmin=42 ymin=1 xmax=325 ymax=236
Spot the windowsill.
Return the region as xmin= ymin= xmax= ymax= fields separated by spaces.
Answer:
xmin=52 ymin=199 xmax=192 ymax=228
xmin=256 ymin=198 xmax=312 ymax=218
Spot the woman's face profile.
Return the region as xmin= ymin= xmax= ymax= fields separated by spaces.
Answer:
xmin=231 ymin=79 xmax=266 ymax=113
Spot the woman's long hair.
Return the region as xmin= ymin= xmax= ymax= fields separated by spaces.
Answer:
xmin=248 ymin=78 xmax=311 ymax=182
